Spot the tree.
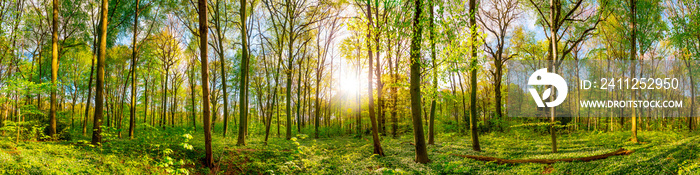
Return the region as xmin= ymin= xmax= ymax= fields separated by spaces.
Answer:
xmin=198 ymin=0 xmax=213 ymax=168
xmin=259 ymin=0 xmax=321 ymax=140
xmin=364 ymin=0 xmax=384 ymax=157
xmin=91 ymin=0 xmax=109 ymax=145
xmin=128 ymin=0 xmax=158 ymax=138
xmin=207 ymin=0 xmax=232 ymax=138
xmin=313 ymin=2 xmax=341 ymax=139
xmin=128 ymin=0 xmax=140 ymax=139
xmin=669 ymin=0 xmax=700 ymax=131
xmin=49 ymin=0 xmax=59 ymax=138
xmin=629 ymin=0 xmax=638 ymax=143
xmin=527 ymin=0 xmax=602 ymax=152
xmin=237 ymin=0 xmax=252 ymax=146
xmin=468 ymin=0 xmax=481 ymax=152
xmin=409 ymin=0 xmax=429 ymax=164
xmin=82 ymin=0 xmax=99 ymax=136
xmin=154 ymin=27 xmax=181 ymax=129
xmin=427 ymin=0 xmax=437 ymax=145
xmin=477 ymin=0 xmax=520 ymax=124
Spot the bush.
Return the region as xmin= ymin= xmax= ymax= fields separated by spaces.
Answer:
xmin=42 ymin=120 xmax=71 ymax=141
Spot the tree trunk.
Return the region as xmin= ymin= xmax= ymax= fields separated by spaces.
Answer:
xmin=198 ymin=0 xmax=214 ymax=167
xmin=83 ymin=45 xmax=96 ymax=136
xmin=428 ymin=0 xmax=436 ymax=145
xmin=296 ymin=59 xmax=303 ymax=133
xmin=71 ymin=83 xmax=78 ymax=131
xmin=237 ymin=0 xmax=250 ymax=145
xmin=170 ymin=77 xmax=177 ymax=127
xmin=189 ymin=61 xmax=196 ymax=131
xmin=49 ymin=0 xmax=59 ymax=138
xmin=212 ymin=0 xmax=230 ymax=138
xmin=469 ymin=0 xmax=481 ymax=152
xmin=286 ymin=69 xmax=293 ymax=140
xmin=357 ymin=54 xmax=362 ymax=137
xmin=314 ymin=70 xmax=321 ymax=139
xmin=129 ymin=0 xmax=140 ymax=139
xmin=547 ymin=0 xmax=558 ymax=153
xmin=366 ymin=0 xmax=385 ymax=156
xmin=145 ymin=70 xmax=150 ymax=124
xmin=687 ymin=61 xmax=694 ymax=130
xmin=265 ymin=60 xmax=282 ymax=143
xmin=92 ymin=0 xmax=109 ymax=145
xmin=409 ymin=0 xmax=429 ymax=163
xmin=162 ymin=68 xmax=169 ymax=130
xmin=630 ymin=0 xmax=639 ymax=143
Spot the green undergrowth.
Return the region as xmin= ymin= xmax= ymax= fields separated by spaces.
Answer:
xmin=211 ymin=130 xmax=700 ymax=174
xmin=1 ymin=126 xmax=699 ymax=174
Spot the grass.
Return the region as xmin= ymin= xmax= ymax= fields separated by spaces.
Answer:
xmin=1 ymin=126 xmax=699 ymax=174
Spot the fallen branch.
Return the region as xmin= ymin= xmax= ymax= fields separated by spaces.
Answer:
xmin=452 ymin=148 xmax=635 ymax=164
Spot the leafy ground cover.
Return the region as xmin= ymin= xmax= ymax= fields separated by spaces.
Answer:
xmin=1 ymin=127 xmax=699 ymax=174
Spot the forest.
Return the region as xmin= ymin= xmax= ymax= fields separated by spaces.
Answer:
xmin=0 ymin=0 xmax=699 ymax=174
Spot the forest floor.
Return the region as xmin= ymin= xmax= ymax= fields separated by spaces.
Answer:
xmin=1 ymin=126 xmax=699 ymax=174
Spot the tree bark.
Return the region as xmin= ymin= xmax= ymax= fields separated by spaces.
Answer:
xmin=49 ymin=0 xmax=59 ymax=138
xmin=129 ymin=0 xmax=140 ymax=139
xmin=366 ymin=0 xmax=384 ymax=156
xmin=409 ymin=0 xmax=429 ymax=163
xmin=237 ymin=0 xmax=250 ymax=145
xmin=428 ymin=0 xmax=436 ymax=145
xmin=199 ymin=0 xmax=214 ymax=168
xmin=630 ymin=0 xmax=639 ymax=143
xmin=92 ymin=0 xmax=109 ymax=145
xmin=188 ymin=60 xmax=196 ymax=131
xmin=469 ymin=0 xmax=481 ymax=152
xmin=213 ymin=0 xmax=230 ymax=138
xmin=547 ymin=0 xmax=558 ymax=153
xmin=83 ymin=43 xmax=96 ymax=136
xmin=161 ymin=67 xmax=169 ymax=130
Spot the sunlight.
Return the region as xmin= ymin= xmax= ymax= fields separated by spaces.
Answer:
xmin=338 ymin=60 xmax=362 ymax=95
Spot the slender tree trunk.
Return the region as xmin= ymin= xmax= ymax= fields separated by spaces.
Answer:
xmin=285 ymin=68 xmax=293 ymax=139
xmin=366 ymin=0 xmax=384 ymax=156
xmin=129 ymin=0 xmax=140 ymax=139
xmin=49 ymin=0 xmax=59 ymax=138
xmin=547 ymin=0 xmax=560 ymax=153
xmin=213 ymin=0 xmax=230 ymax=138
xmin=357 ymin=55 xmax=362 ymax=137
xmin=145 ymin=71 xmax=150 ymax=124
xmin=630 ymin=0 xmax=639 ymax=143
xmin=428 ymin=0 xmax=436 ymax=145
xmin=296 ymin=59 xmax=303 ymax=133
xmin=409 ymin=0 xmax=429 ymax=163
xmin=162 ymin=67 xmax=169 ymax=130
xmin=277 ymin=90 xmax=281 ymax=137
xmin=391 ymin=36 xmax=400 ymax=138
xmin=198 ymin=0 xmax=213 ymax=167
xmin=83 ymin=47 xmax=96 ymax=136
xmin=237 ymin=0 xmax=250 ymax=145
xmin=688 ymin=61 xmax=694 ymax=130
xmin=265 ymin=61 xmax=282 ymax=144
xmin=92 ymin=0 xmax=109 ymax=145
xmin=189 ymin=61 xmax=196 ymax=131
xmin=314 ymin=70 xmax=321 ymax=139
xmin=71 ymin=83 xmax=78 ymax=131
xmin=450 ymin=69 xmax=459 ymax=133
xmin=170 ymin=77 xmax=177 ymax=127
xmin=469 ymin=0 xmax=481 ymax=152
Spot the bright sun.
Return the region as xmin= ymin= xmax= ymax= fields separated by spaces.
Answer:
xmin=337 ymin=60 xmax=363 ymax=95
xmin=339 ymin=75 xmax=360 ymax=95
